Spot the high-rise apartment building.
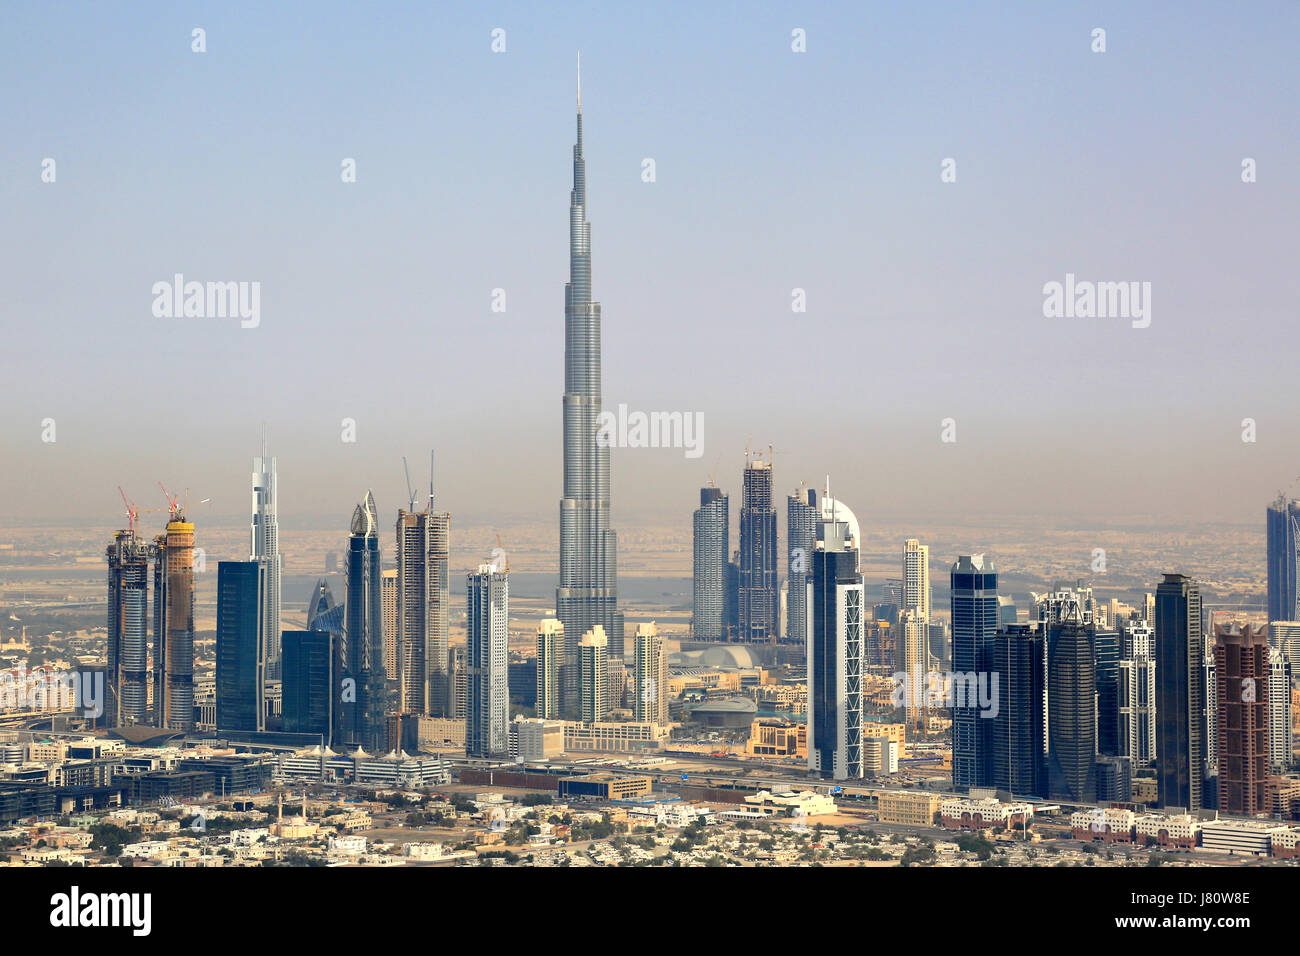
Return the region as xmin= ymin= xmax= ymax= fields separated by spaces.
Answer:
xmin=898 ymin=609 xmax=928 ymax=736
xmin=556 ymin=65 xmax=622 ymax=714
xmin=1119 ymin=623 xmax=1157 ymax=771
xmin=215 ymin=561 xmax=265 ymax=732
xmin=807 ymin=519 xmax=864 ymax=780
xmin=738 ymin=454 xmax=778 ymax=642
xmin=250 ymin=438 xmax=282 ymax=677
xmin=634 ymin=622 xmax=668 ymax=724
xmin=692 ymin=487 xmax=728 ymax=641
xmin=902 ymin=539 xmax=930 ymax=625
xmin=579 ymin=627 xmax=609 ymax=724
xmin=342 ymin=491 xmax=386 ymax=752
xmin=536 ymin=618 xmax=563 ymax=720
xmin=381 ymin=569 xmax=398 ymax=680
xmin=1155 ymin=573 xmax=1204 ymax=810
xmin=1269 ymin=647 xmax=1292 ymax=774
xmin=1214 ymin=623 xmax=1270 ymax=815
xmin=467 ymin=561 xmax=509 ymax=757
xmin=951 ymin=554 xmax=998 ymax=790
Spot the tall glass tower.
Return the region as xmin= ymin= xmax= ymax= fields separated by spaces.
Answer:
xmin=950 ymin=554 xmax=999 ymax=790
xmin=557 ymin=58 xmax=621 ymax=713
xmin=692 ymin=487 xmax=729 ymax=641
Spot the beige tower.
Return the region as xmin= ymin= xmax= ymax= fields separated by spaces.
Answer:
xmin=902 ymin=539 xmax=931 ymax=624
xmin=381 ymin=569 xmax=398 ymax=681
xmin=537 ymin=618 xmax=564 ymax=720
xmin=634 ymin=621 xmax=668 ymax=724
xmin=579 ymin=626 xmax=609 ymax=723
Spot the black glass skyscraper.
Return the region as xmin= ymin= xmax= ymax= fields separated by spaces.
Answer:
xmin=738 ymin=457 xmax=778 ymax=642
xmin=1093 ymin=626 xmax=1121 ymax=757
xmin=951 ymin=555 xmax=998 ymax=790
xmin=1155 ymin=572 xmax=1204 ymax=810
xmin=1045 ymin=614 xmax=1097 ymax=803
xmin=342 ymin=491 xmax=386 ymax=752
xmin=992 ymin=624 xmax=1046 ymax=797
xmin=282 ymin=629 xmax=335 ymax=740
xmin=1267 ymin=496 xmax=1300 ymax=624
xmin=557 ymin=61 xmax=621 ymax=712
xmin=215 ymin=561 xmax=264 ymax=732
xmin=692 ymin=487 xmax=728 ymax=641
xmin=808 ymin=520 xmax=863 ymax=780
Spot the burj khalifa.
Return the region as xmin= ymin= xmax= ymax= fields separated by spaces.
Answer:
xmin=557 ymin=56 xmax=622 ymax=714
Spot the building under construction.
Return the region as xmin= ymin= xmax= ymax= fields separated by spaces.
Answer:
xmin=106 ymin=527 xmax=154 ymax=726
xmin=153 ymin=510 xmax=196 ymax=732
xmin=106 ymin=487 xmax=198 ymax=731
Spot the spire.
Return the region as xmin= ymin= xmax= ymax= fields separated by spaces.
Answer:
xmin=577 ymin=50 xmax=582 ymax=114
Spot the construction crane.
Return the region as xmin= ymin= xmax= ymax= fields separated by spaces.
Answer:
xmin=402 ymin=457 xmax=417 ymax=513
xmin=117 ymin=486 xmax=138 ymax=536
xmin=495 ymin=533 xmax=510 ymax=573
xmin=157 ymin=482 xmax=210 ymax=522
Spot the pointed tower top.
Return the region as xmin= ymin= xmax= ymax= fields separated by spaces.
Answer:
xmin=577 ymin=50 xmax=582 ymax=114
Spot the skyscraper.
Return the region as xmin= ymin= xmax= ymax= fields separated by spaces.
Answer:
xmin=1119 ymin=622 xmax=1157 ymax=771
xmin=992 ymin=623 xmax=1047 ymax=797
xmin=786 ymin=485 xmax=819 ymax=647
xmin=1269 ymin=647 xmax=1292 ymax=774
xmin=106 ymin=526 xmax=152 ymax=727
xmin=154 ymin=509 xmax=195 ymax=731
xmin=467 ymin=560 xmax=509 ymax=757
xmin=395 ymin=473 xmax=451 ymax=716
xmin=1094 ymin=626 xmax=1121 ymax=757
xmin=1155 ymin=572 xmax=1204 ymax=810
xmin=1214 ymin=623 xmax=1270 ymax=815
xmin=950 ymin=554 xmax=998 ymax=790
xmin=1045 ymin=612 xmax=1097 ymax=803
xmin=215 ymin=561 xmax=265 ymax=732
xmin=342 ymin=491 xmax=386 ymax=752
xmin=692 ymin=487 xmax=729 ymax=641
xmin=282 ymin=630 xmax=335 ymax=740
xmin=738 ymin=454 xmax=778 ymax=642
xmin=381 ymin=568 xmax=398 ymax=680
xmin=1267 ymin=496 xmax=1300 ymax=624
xmin=634 ymin=621 xmax=668 ymax=724
xmin=536 ymin=618 xmax=563 ymax=720
xmin=579 ymin=626 xmax=610 ymax=724
xmin=902 ymin=539 xmax=931 ymax=625
xmin=898 ymin=609 xmax=928 ymax=736
xmin=807 ymin=519 xmax=864 ymax=780
xmin=557 ymin=61 xmax=622 ymax=714
xmin=306 ymin=578 xmax=336 ymax=631
xmin=250 ymin=436 xmax=282 ymax=677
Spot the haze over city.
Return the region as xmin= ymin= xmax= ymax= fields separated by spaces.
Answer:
xmin=3 ymin=0 xmax=1298 ymax=530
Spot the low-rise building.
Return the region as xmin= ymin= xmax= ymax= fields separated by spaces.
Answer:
xmin=878 ymin=790 xmax=943 ymax=827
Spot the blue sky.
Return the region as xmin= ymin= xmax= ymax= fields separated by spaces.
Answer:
xmin=2 ymin=1 xmax=1297 ymax=528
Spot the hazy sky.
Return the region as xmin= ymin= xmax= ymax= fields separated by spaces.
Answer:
xmin=2 ymin=1 xmax=1297 ymax=531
